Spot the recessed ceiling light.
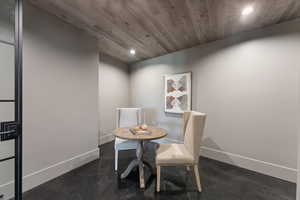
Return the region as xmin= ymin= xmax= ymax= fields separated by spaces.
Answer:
xmin=129 ymin=49 xmax=136 ymax=55
xmin=242 ymin=6 xmax=253 ymax=16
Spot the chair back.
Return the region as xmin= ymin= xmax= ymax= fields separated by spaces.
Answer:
xmin=116 ymin=108 xmax=141 ymax=128
xmin=183 ymin=111 xmax=207 ymax=162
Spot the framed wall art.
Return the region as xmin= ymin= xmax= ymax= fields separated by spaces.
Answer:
xmin=164 ymin=72 xmax=191 ymax=113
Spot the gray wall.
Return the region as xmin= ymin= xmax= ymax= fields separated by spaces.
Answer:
xmin=0 ymin=42 xmax=15 ymax=200
xmin=0 ymin=0 xmax=14 ymax=43
xmin=130 ymin=19 xmax=300 ymax=182
xmin=99 ymin=54 xmax=130 ymax=145
xmin=1 ymin=3 xmax=99 ymax=198
xmin=298 ymin=135 xmax=300 ymax=199
xmin=0 ymin=1 xmax=16 ymax=198
xmin=298 ymin=95 xmax=300 ymax=199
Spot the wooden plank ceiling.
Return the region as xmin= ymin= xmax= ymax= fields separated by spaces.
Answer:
xmin=28 ymin=0 xmax=300 ymax=63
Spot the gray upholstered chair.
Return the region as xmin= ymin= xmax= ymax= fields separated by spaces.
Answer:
xmin=155 ymin=111 xmax=207 ymax=192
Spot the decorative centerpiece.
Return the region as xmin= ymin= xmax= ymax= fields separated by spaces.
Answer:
xmin=130 ymin=110 xmax=151 ymax=135
xmin=130 ymin=125 xmax=151 ymax=135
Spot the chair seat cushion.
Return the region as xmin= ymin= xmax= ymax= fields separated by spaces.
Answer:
xmin=115 ymin=138 xmax=138 ymax=150
xmin=156 ymin=143 xmax=195 ymax=165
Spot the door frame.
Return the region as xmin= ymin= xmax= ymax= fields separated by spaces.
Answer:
xmin=14 ymin=0 xmax=23 ymax=199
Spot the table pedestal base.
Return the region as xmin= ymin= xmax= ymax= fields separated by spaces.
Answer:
xmin=120 ymin=141 xmax=153 ymax=189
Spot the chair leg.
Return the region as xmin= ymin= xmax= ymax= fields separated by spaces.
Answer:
xmin=115 ymin=150 xmax=118 ymax=171
xmin=193 ymin=165 xmax=202 ymax=192
xmin=156 ymin=165 xmax=161 ymax=192
xmin=186 ymin=166 xmax=191 ymax=171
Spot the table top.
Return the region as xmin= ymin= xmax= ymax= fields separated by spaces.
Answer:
xmin=114 ymin=126 xmax=167 ymax=141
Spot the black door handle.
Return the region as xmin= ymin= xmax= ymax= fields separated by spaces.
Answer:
xmin=0 ymin=130 xmax=18 ymax=141
xmin=0 ymin=121 xmax=19 ymax=141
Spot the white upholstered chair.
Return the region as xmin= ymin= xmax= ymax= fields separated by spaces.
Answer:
xmin=115 ymin=108 xmax=142 ymax=171
xmin=155 ymin=111 xmax=207 ymax=192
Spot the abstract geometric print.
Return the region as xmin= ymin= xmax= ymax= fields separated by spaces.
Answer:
xmin=167 ymin=75 xmax=187 ymax=93
xmin=164 ymin=72 xmax=191 ymax=113
xmin=166 ymin=95 xmax=188 ymax=110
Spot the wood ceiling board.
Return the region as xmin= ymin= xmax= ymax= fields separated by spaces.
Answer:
xmin=28 ymin=0 xmax=300 ymax=63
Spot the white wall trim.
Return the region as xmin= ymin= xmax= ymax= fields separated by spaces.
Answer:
xmin=164 ymin=138 xmax=181 ymax=144
xmin=201 ymin=146 xmax=297 ymax=183
xmin=100 ymin=134 xmax=114 ymax=145
xmin=0 ymin=148 xmax=99 ymax=200
xmin=163 ymin=138 xmax=297 ymax=183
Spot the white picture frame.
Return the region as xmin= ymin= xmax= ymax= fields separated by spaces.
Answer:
xmin=164 ymin=72 xmax=191 ymax=113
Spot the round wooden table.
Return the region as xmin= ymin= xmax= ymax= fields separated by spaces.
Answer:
xmin=114 ymin=126 xmax=167 ymax=189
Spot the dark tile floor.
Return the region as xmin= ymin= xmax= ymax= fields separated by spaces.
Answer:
xmin=23 ymin=141 xmax=296 ymax=200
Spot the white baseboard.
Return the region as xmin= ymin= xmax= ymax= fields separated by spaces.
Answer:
xmin=163 ymin=138 xmax=297 ymax=183
xmin=163 ymin=138 xmax=181 ymax=144
xmin=0 ymin=148 xmax=99 ymax=200
xmin=201 ymin=146 xmax=297 ymax=183
xmin=99 ymin=134 xmax=114 ymax=145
